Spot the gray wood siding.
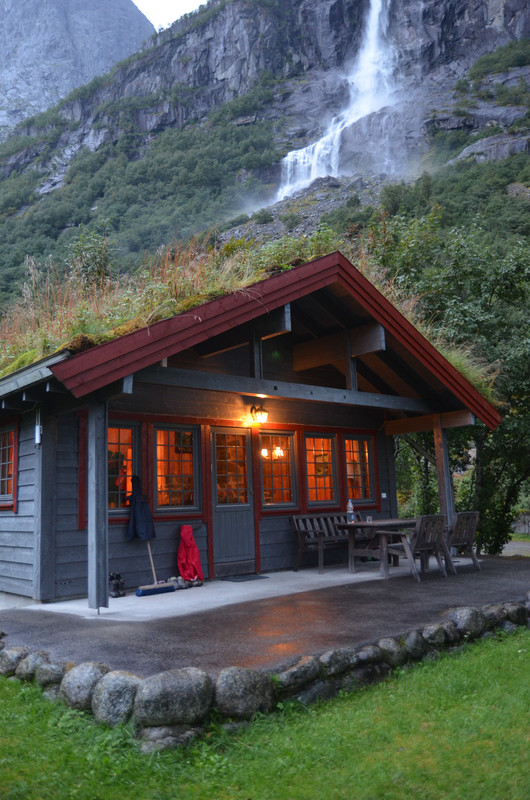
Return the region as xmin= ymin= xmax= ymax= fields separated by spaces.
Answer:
xmin=51 ymin=414 xmax=83 ymax=599
xmin=0 ymin=418 xmax=36 ymax=597
xmin=107 ymin=519 xmax=209 ymax=589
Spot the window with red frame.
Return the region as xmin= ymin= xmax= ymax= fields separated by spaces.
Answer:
xmin=0 ymin=427 xmax=14 ymax=501
xmin=345 ymin=435 xmax=374 ymax=503
xmin=305 ymin=434 xmax=337 ymax=504
xmin=108 ymin=426 xmax=133 ymax=509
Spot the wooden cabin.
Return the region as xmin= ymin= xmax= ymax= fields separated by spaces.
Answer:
xmin=0 ymin=252 xmax=501 ymax=607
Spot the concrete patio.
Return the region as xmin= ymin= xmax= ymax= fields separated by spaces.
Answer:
xmin=1 ymin=553 xmax=529 ymax=678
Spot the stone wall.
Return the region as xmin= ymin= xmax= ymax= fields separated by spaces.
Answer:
xmin=1 ymin=593 xmax=529 ymax=753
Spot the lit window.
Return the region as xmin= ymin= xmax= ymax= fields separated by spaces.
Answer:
xmin=260 ymin=433 xmax=295 ymax=506
xmin=108 ymin=427 xmax=133 ymax=509
xmin=305 ymin=435 xmax=337 ymax=504
xmin=345 ymin=436 xmax=374 ymax=503
xmin=215 ymin=432 xmax=248 ymax=505
xmin=156 ymin=428 xmax=197 ymax=508
xmin=0 ymin=428 xmax=14 ymax=500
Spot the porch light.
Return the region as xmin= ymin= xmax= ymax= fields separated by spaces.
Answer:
xmin=261 ymin=448 xmax=269 ymax=458
xmin=251 ymin=404 xmax=268 ymax=424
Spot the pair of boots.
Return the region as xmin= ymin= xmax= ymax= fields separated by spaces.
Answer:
xmin=109 ymin=572 xmax=125 ymax=598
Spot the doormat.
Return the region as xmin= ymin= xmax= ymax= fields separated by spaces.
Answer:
xmin=220 ymin=574 xmax=269 ymax=582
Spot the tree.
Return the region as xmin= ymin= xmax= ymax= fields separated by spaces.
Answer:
xmin=368 ymin=210 xmax=530 ymax=552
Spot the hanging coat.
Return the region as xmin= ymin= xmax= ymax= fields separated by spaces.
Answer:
xmin=126 ymin=475 xmax=156 ymax=541
xmin=177 ymin=524 xmax=204 ymax=581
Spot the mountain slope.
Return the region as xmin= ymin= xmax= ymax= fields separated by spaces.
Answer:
xmin=0 ymin=0 xmax=528 ymax=301
xmin=0 ymin=0 xmax=154 ymax=137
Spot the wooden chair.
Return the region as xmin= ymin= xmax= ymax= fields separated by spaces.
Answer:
xmin=445 ymin=511 xmax=481 ymax=572
xmin=384 ymin=515 xmax=447 ymax=582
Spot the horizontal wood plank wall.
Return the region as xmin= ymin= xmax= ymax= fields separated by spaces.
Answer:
xmin=0 ymin=418 xmax=35 ymax=597
xmin=107 ymin=519 xmax=209 ymax=589
xmin=54 ymin=413 xmax=85 ymax=599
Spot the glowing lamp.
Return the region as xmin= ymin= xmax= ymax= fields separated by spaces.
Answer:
xmin=250 ymin=404 xmax=268 ymax=424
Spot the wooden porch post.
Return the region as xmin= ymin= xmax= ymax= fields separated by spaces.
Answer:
xmin=433 ymin=415 xmax=454 ymax=524
xmin=87 ymin=399 xmax=108 ymax=610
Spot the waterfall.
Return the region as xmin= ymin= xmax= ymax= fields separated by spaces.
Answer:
xmin=276 ymin=0 xmax=398 ymax=201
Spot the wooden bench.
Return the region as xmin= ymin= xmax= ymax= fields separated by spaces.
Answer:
xmin=291 ymin=513 xmax=372 ymax=573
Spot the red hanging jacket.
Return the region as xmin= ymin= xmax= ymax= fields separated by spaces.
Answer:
xmin=177 ymin=525 xmax=204 ymax=582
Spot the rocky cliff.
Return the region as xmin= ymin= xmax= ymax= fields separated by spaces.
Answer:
xmin=0 ymin=0 xmax=154 ymax=137
xmin=4 ymin=0 xmax=527 ymax=190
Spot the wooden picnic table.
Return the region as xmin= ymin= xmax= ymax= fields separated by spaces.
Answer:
xmin=336 ymin=518 xmax=417 ymax=578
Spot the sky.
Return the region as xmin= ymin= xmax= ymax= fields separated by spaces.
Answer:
xmin=131 ymin=1 xmax=204 ymax=29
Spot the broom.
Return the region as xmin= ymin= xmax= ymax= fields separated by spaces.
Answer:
xmin=135 ymin=540 xmax=176 ymax=596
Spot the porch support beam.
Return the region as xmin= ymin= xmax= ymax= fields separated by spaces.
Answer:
xmin=433 ymin=414 xmax=455 ymax=524
xmin=197 ymin=305 xmax=291 ymax=359
xmin=384 ymin=410 xmax=475 ymax=436
xmin=138 ymin=365 xmax=433 ymax=413
xmin=294 ymin=323 xmax=386 ymax=372
xmin=87 ymin=399 xmax=108 ymax=611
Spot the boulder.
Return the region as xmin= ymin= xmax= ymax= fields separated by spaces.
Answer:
xmin=0 ymin=646 xmax=29 ymax=676
xmin=275 ymin=655 xmax=322 ymax=691
xmin=482 ymin=604 xmax=508 ymax=630
xmin=421 ymin=624 xmax=446 ymax=648
xmin=402 ymin=629 xmax=426 ymax=660
xmin=60 ymin=662 xmax=109 ymax=710
xmin=503 ymin=602 xmax=528 ymax=626
xmin=134 ymin=667 xmax=213 ymax=727
xmin=92 ymin=670 xmax=142 ymax=727
xmin=215 ymin=667 xmax=274 ymax=719
xmin=444 ymin=607 xmax=487 ymax=639
xmin=356 ymin=644 xmax=383 ymax=664
xmin=319 ymin=646 xmax=359 ymax=676
xmin=35 ymin=662 xmax=68 ymax=687
xmin=377 ymin=637 xmax=407 ymax=667
xmin=15 ymin=651 xmax=50 ymax=681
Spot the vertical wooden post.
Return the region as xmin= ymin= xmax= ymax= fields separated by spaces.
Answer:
xmin=33 ymin=411 xmax=57 ymax=601
xmin=87 ymin=399 xmax=108 ymax=610
xmin=345 ymin=332 xmax=358 ymax=391
xmin=433 ymin=415 xmax=454 ymax=524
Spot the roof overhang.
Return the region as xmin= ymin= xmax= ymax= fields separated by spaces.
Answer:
xmin=5 ymin=252 xmax=500 ymax=430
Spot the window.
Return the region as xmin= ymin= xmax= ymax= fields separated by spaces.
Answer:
xmin=108 ymin=426 xmax=134 ymax=509
xmin=305 ymin=434 xmax=337 ymax=505
xmin=215 ymin=432 xmax=248 ymax=505
xmin=260 ymin=433 xmax=295 ymax=506
xmin=156 ymin=428 xmax=198 ymax=509
xmin=0 ymin=427 xmax=15 ymax=501
xmin=345 ymin=435 xmax=374 ymax=504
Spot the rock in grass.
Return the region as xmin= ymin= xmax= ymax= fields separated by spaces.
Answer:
xmin=377 ymin=637 xmax=407 ymax=667
xmin=482 ymin=604 xmax=508 ymax=629
xmin=35 ymin=662 xmax=68 ymax=687
xmin=319 ymin=647 xmax=359 ymax=676
xmin=134 ymin=667 xmax=213 ymax=727
xmin=60 ymin=662 xmax=109 ymax=710
xmin=92 ymin=670 xmax=142 ymax=727
xmin=0 ymin=647 xmax=29 ymax=676
xmin=422 ymin=623 xmax=446 ymax=648
xmin=215 ymin=667 xmax=274 ymax=719
xmin=275 ymin=654 xmax=322 ymax=691
xmin=15 ymin=651 xmax=50 ymax=681
xmin=503 ymin=602 xmax=528 ymax=626
xmin=403 ymin=629 xmax=426 ymax=660
xmin=444 ymin=607 xmax=487 ymax=639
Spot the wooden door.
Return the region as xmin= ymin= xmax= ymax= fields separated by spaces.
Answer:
xmin=211 ymin=428 xmax=255 ymax=576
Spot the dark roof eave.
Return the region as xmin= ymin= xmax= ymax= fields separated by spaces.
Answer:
xmin=0 ymin=352 xmax=70 ymax=401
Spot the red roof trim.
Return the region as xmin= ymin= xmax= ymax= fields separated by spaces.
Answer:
xmin=51 ymin=252 xmax=501 ymax=429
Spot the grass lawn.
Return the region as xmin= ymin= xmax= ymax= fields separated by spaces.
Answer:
xmin=510 ymin=532 xmax=530 ymax=542
xmin=1 ymin=629 xmax=529 ymax=800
